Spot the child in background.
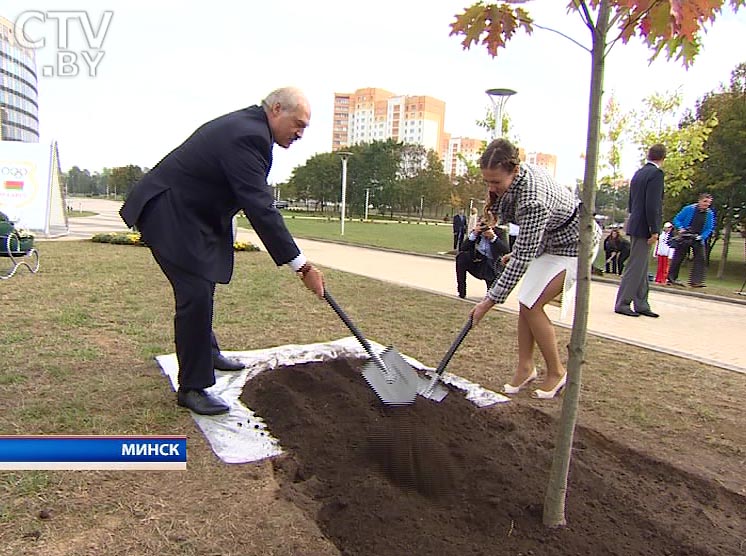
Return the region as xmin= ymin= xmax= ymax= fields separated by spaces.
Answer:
xmin=654 ymin=222 xmax=674 ymax=284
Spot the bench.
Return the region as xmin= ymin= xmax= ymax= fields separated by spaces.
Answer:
xmin=0 ymin=220 xmax=40 ymax=280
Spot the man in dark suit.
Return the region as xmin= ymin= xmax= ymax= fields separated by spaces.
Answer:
xmin=455 ymin=213 xmax=509 ymax=298
xmin=614 ymin=144 xmax=666 ymax=318
xmin=120 ymin=87 xmax=324 ymax=415
xmin=452 ymin=209 xmax=466 ymax=250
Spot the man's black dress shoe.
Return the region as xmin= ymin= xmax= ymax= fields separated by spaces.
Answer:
xmin=636 ymin=309 xmax=659 ymax=318
xmin=213 ymin=353 xmax=246 ymax=371
xmin=614 ymin=307 xmax=639 ymax=317
xmin=177 ymin=388 xmax=229 ymax=415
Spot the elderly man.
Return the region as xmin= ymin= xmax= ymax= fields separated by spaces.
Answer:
xmin=121 ymin=87 xmax=324 ymax=415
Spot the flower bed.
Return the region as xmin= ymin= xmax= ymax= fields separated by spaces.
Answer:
xmin=91 ymin=232 xmax=259 ymax=252
xmin=91 ymin=232 xmax=146 ymax=246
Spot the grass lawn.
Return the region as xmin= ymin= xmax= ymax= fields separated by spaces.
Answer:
xmin=237 ymin=215 xmax=454 ymax=255
xmin=1 ymin=240 xmax=744 ymax=554
xmin=240 ymin=215 xmax=746 ymax=299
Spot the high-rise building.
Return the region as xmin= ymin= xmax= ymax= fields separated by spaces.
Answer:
xmin=331 ymin=91 xmax=354 ymax=152
xmin=525 ymin=152 xmax=558 ymax=179
xmin=332 ymin=87 xmax=394 ymax=151
xmin=332 ymin=88 xmax=446 ymax=157
xmin=444 ymin=136 xmax=484 ymax=178
xmin=0 ymin=16 xmax=39 ymax=142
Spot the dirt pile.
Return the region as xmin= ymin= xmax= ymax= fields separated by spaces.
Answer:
xmin=241 ymin=358 xmax=746 ymax=556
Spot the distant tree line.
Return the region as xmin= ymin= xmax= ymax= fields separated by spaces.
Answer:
xmin=281 ymin=139 xmax=478 ymax=219
xmin=62 ymin=165 xmax=147 ymax=199
xmin=595 ymin=61 xmax=746 ymax=274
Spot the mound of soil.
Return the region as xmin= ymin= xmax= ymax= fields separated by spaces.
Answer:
xmin=241 ymin=358 xmax=746 ymax=556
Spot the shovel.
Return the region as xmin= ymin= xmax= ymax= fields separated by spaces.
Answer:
xmin=324 ymin=290 xmax=419 ymax=406
xmin=419 ymin=315 xmax=473 ymax=402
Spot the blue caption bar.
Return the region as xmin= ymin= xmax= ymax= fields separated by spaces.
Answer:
xmin=0 ymin=436 xmax=187 ymax=463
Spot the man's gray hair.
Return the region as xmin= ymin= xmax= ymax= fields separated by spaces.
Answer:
xmin=262 ymin=87 xmax=307 ymax=113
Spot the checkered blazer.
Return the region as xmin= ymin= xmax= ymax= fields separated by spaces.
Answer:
xmin=487 ymin=164 xmax=587 ymax=304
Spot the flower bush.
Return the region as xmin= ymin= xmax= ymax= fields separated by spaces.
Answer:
xmin=91 ymin=232 xmax=146 ymax=246
xmin=233 ymin=240 xmax=260 ymax=252
xmin=91 ymin=232 xmax=259 ymax=252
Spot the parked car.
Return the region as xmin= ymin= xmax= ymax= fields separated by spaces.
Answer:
xmin=273 ymin=200 xmax=289 ymax=209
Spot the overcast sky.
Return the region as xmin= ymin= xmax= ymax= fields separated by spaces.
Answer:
xmin=4 ymin=0 xmax=745 ymax=186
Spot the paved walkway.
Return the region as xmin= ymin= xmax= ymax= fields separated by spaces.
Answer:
xmin=54 ymin=198 xmax=746 ymax=375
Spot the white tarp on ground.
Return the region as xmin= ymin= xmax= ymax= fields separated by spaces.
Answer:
xmin=0 ymin=141 xmax=68 ymax=237
xmin=155 ymin=337 xmax=509 ymax=464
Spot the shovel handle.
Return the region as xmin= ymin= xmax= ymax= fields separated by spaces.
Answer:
xmin=434 ymin=315 xmax=473 ymax=377
xmin=324 ymin=290 xmax=387 ymax=371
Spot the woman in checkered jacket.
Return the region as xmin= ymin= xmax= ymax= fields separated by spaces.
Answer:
xmin=469 ymin=138 xmax=600 ymax=399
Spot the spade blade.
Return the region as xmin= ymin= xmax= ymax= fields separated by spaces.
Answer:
xmin=417 ymin=372 xmax=450 ymax=402
xmin=361 ymin=347 xmax=420 ymax=406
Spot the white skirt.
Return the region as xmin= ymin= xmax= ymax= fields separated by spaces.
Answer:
xmin=518 ymin=254 xmax=577 ymax=320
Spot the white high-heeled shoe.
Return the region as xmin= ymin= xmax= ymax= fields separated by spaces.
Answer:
xmin=502 ymin=368 xmax=538 ymax=395
xmin=532 ymin=373 xmax=567 ymax=399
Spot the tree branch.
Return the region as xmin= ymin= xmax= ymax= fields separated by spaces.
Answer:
xmin=530 ymin=21 xmax=591 ymax=52
xmin=577 ymin=0 xmax=597 ymax=33
xmin=605 ymin=0 xmax=666 ymax=55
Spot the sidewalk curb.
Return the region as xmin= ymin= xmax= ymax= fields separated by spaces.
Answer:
xmin=591 ymin=274 xmax=746 ymax=307
xmin=256 ymin=230 xmax=746 ymax=308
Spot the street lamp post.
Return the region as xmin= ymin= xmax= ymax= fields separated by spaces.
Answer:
xmin=485 ymin=88 xmax=517 ymax=140
xmin=337 ymin=151 xmax=353 ymax=235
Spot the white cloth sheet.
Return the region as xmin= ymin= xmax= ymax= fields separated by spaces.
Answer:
xmin=155 ymin=337 xmax=508 ymax=464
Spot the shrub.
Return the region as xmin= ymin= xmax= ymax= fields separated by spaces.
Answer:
xmin=233 ymin=241 xmax=260 ymax=252
xmin=91 ymin=233 xmax=260 ymax=253
xmin=91 ymin=232 xmax=145 ymax=246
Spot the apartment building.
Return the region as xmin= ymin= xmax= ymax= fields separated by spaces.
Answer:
xmin=443 ymin=136 xmax=485 ymax=178
xmin=332 ymin=88 xmax=446 ymax=157
xmin=525 ymin=151 xmax=558 ymax=179
xmin=332 ymin=88 xmax=560 ymax=182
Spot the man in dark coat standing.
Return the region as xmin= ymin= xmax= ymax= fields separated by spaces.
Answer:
xmin=452 ymin=209 xmax=466 ymax=250
xmin=120 ymin=87 xmax=324 ymax=415
xmin=455 ymin=213 xmax=509 ymax=298
xmin=614 ymin=144 xmax=666 ymax=318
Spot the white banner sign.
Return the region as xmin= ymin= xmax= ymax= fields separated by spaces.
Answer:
xmin=0 ymin=142 xmax=53 ymax=232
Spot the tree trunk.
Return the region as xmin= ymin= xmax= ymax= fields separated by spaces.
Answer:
xmin=543 ymin=0 xmax=610 ymax=528
xmin=717 ymin=218 xmax=732 ymax=279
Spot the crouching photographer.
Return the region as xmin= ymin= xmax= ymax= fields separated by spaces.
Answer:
xmin=666 ymin=193 xmax=715 ymax=287
xmin=455 ymin=209 xmax=510 ymax=299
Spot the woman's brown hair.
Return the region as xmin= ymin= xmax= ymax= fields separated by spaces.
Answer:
xmin=480 ymin=138 xmax=521 ymax=171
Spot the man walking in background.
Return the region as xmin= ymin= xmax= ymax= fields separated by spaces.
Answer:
xmin=614 ymin=144 xmax=666 ymax=318
xmin=453 ymin=209 xmax=466 ymax=250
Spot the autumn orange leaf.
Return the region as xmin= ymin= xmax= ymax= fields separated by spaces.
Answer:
xmin=452 ymin=0 xmax=744 ymax=67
